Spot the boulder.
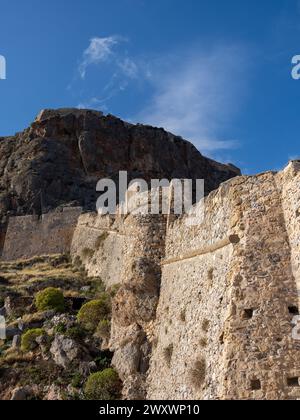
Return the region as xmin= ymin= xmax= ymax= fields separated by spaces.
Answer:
xmin=50 ymin=334 xmax=82 ymax=368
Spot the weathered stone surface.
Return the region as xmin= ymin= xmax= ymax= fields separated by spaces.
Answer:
xmin=50 ymin=334 xmax=82 ymax=368
xmin=4 ymin=108 xmax=300 ymax=401
xmin=69 ymin=161 xmax=300 ymax=400
xmin=1 ymin=207 xmax=82 ymax=261
xmin=11 ymin=335 xmax=21 ymax=349
xmin=43 ymin=384 xmax=63 ymax=401
xmin=0 ymin=108 xmax=239 ymax=231
xmin=10 ymin=386 xmax=35 ymax=400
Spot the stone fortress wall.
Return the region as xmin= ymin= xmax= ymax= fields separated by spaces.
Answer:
xmin=1 ymin=162 xmax=300 ymax=399
xmin=0 ymin=207 xmax=82 ymax=261
xmin=147 ymin=164 xmax=300 ymax=400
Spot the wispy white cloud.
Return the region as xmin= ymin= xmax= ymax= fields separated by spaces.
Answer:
xmin=79 ymin=35 xmax=124 ymax=79
xmin=75 ymin=36 xmax=248 ymax=154
xmin=76 ymin=35 xmax=140 ymax=109
xmin=117 ymin=57 xmax=139 ymax=79
xmin=136 ymin=46 xmax=247 ymax=152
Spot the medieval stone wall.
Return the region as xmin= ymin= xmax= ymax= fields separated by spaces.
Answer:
xmin=1 ymin=162 xmax=300 ymax=400
xmin=71 ymin=212 xmax=126 ymax=287
xmin=0 ymin=223 xmax=7 ymax=257
xmin=146 ymin=168 xmax=300 ymax=400
xmin=146 ymin=178 xmax=239 ymax=400
xmin=68 ymin=164 xmax=300 ymax=400
xmin=1 ymin=207 xmax=82 ymax=261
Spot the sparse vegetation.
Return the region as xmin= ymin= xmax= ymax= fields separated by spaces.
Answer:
xmin=82 ymin=248 xmax=95 ymax=260
xmin=21 ymin=328 xmax=45 ymax=352
xmin=95 ymin=233 xmax=109 ymax=249
xmin=84 ymin=368 xmax=122 ymax=400
xmin=35 ymin=287 xmax=65 ymax=312
xmin=208 ymin=268 xmax=214 ymax=281
xmin=189 ymin=357 xmax=206 ymax=389
xmin=199 ymin=337 xmax=207 ymax=348
xmin=65 ymin=325 xmax=86 ymax=341
xmin=73 ymin=255 xmax=83 ymax=268
xmin=96 ymin=320 xmax=111 ymax=340
xmin=163 ymin=344 xmax=174 ymax=368
xmin=0 ymin=254 xmax=118 ymax=400
xmin=180 ymin=309 xmax=186 ymax=322
xmin=202 ymin=319 xmax=210 ymax=333
xmin=71 ymin=372 xmax=83 ymax=389
xmin=108 ymin=283 xmax=121 ymax=298
xmin=54 ymin=323 xmax=67 ymax=335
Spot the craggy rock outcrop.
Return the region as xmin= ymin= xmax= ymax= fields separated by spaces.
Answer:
xmin=0 ymin=108 xmax=240 ymax=228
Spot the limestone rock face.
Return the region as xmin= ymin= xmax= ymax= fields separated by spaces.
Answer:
xmin=50 ymin=334 xmax=81 ymax=368
xmin=0 ymin=108 xmax=240 ymax=226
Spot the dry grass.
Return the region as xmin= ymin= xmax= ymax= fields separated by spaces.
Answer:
xmin=0 ymin=349 xmax=35 ymax=366
xmin=0 ymin=254 xmax=91 ymax=297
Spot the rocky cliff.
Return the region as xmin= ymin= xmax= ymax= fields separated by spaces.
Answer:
xmin=1 ymin=111 xmax=300 ymax=400
xmin=0 ymin=108 xmax=240 ymax=227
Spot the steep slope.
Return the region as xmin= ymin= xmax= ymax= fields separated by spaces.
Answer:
xmin=0 ymin=108 xmax=240 ymax=227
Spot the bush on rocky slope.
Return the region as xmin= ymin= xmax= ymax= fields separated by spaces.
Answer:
xmin=84 ymin=368 xmax=122 ymax=400
xmin=35 ymin=288 xmax=65 ymax=313
xmin=21 ymin=329 xmax=45 ymax=352
xmin=77 ymin=295 xmax=111 ymax=332
xmin=0 ymin=254 xmax=116 ymax=400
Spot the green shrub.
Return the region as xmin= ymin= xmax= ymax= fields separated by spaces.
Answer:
xmin=95 ymin=352 xmax=112 ymax=370
xmin=84 ymin=368 xmax=121 ymax=400
xmin=21 ymin=328 xmax=45 ymax=352
xmin=35 ymin=288 xmax=65 ymax=312
xmin=54 ymin=322 xmax=67 ymax=335
xmin=71 ymin=372 xmax=83 ymax=388
xmin=77 ymin=295 xmax=111 ymax=332
xmin=96 ymin=320 xmax=111 ymax=340
xmin=65 ymin=325 xmax=86 ymax=341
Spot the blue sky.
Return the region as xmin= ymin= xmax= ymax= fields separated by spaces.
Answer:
xmin=1 ymin=0 xmax=300 ymax=174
